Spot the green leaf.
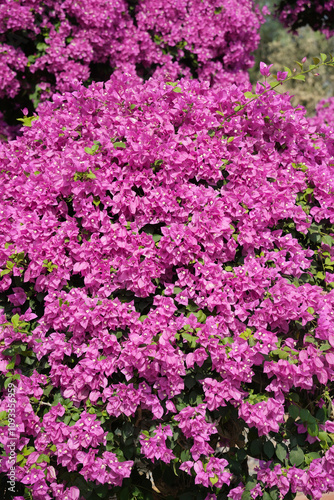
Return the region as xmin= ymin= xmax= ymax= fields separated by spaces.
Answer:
xmin=36 ymin=42 xmax=48 ymax=52
xmin=322 ymin=235 xmax=334 ymax=247
xmin=17 ymin=115 xmax=39 ymax=127
xmin=244 ymin=92 xmax=258 ymax=99
xmin=250 ymin=439 xmax=262 ymax=456
xmin=221 ymin=336 xmax=233 ymax=345
xmin=86 ymin=172 xmax=96 ymax=180
xmin=305 ymin=452 xmax=321 ymax=465
xmin=4 ymin=377 xmax=14 ymax=388
xmin=113 ymin=142 xmax=126 ymax=148
xmin=300 ymin=408 xmax=315 ymax=423
xmin=173 ymin=87 xmax=183 ymax=93
xmin=4 ymin=345 xmax=25 ymax=356
xmin=269 ymin=488 xmax=280 ymax=500
xmin=22 ymin=446 xmax=35 ymax=456
xmin=182 ymin=332 xmax=198 ymax=348
xmin=288 ymin=405 xmax=299 ymax=420
xmin=316 ymin=408 xmax=326 ymax=422
xmin=180 ymin=450 xmax=191 ymax=462
xmin=307 ymin=422 xmax=319 ymax=437
xmin=320 ymin=53 xmax=327 ymax=62
xmin=227 ymin=136 xmax=234 ymax=143
xmin=271 ymin=348 xmax=289 ymax=360
xmin=210 ymin=475 xmax=219 ymax=486
xmin=313 ymin=57 xmax=320 ymax=65
xmin=11 ymin=314 xmax=20 ymax=329
xmin=292 ymin=74 xmax=305 ymax=81
xmin=290 ymin=393 xmax=300 ymax=403
xmin=193 ymin=310 xmax=206 ymax=323
xmin=42 ymin=384 xmax=53 ymax=398
xmin=319 ymin=342 xmax=331 ymax=351
xmin=37 ymin=454 xmax=50 ymax=463
xmin=0 ymin=269 xmax=11 ymax=277
xmin=283 ymin=66 xmax=292 ymax=77
xmin=263 ymin=440 xmax=275 ymax=459
xmin=276 ymin=443 xmax=287 ymax=461
xmin=310 ymin=233 xmax=321 ymax=244
xmin=289 ymin=447 xmax=304 ymax=466
xmin=318 ymin=431 xmax=329 ymax=442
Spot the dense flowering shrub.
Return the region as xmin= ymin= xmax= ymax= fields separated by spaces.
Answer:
xmin=309 ymin=96 xmax=334 ymax=130
xmin=275 ymin=0 xmax=334 ymax=37
xmin=0 ymin=0 xmax=264 ymax=129
xmin=0 ymin=68 xmax=334 ymax=499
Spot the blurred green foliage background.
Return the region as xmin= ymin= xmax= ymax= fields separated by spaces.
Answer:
xmin=251 ymin=0 xmax=334 ymax=113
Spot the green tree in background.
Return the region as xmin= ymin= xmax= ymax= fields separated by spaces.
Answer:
xmin=251 ymin=0 xmax=334 ymax=113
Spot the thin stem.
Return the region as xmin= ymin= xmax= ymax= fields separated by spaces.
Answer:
xmin=217 ymin=59 xmax=334 ymax=128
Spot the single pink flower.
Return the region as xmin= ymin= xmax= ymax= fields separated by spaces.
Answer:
xmin=277 ymin=71 xmax=288 ymax=81
xmin=259 ymin=62 xmax=273 ymax=77
xmin=8 ymin=287 xmax=26 ymax=306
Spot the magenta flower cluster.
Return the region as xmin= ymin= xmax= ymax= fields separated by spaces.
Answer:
xmin=275 ymin=0 xmax=334 ymax=37
xmin=0 ymin=71 xmax=334 ymax=499
xmin=0 ymin=0 xmax=265 ymax=131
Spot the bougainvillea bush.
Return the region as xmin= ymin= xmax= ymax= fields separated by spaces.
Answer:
xmin=0 ymin=64 xmax=334 ymax=500
xmin=309 ymin=96 xmax=334 ymax=130
xmin=0 ymin=0 xmax=265 ymax=132
xmin=275 ymin=0 xmax=334 ymax=37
